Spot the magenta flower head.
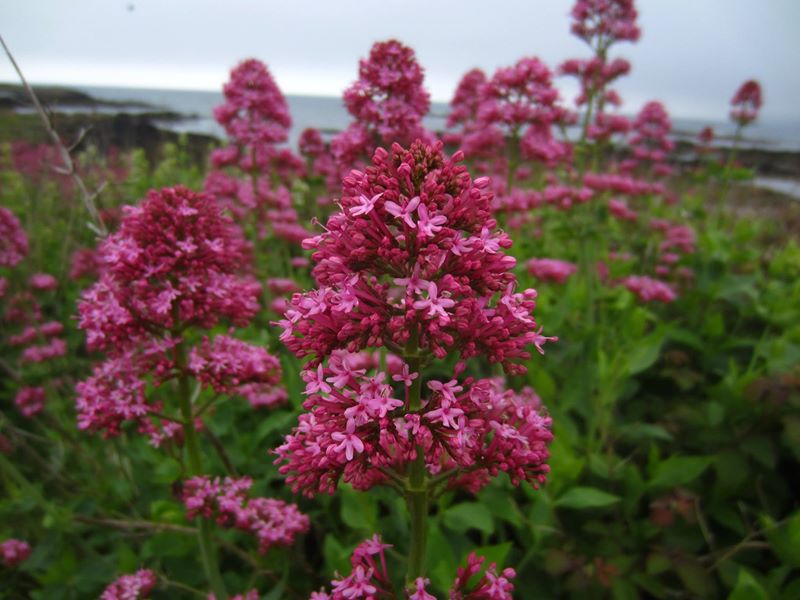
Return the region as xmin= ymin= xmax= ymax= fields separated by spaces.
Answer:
xmin=0 ymin=538 xmax=31 ymax=568
xmin=447 ymin=68 xmax=488 ymax=129
xmin=570 ymin=0 xmax=641 ymax=47
xmin=333 ymin=40 xmax=431 ymax=169
xmin=281 ymin=141 xmax=550 ymax=370
xmin=100 ymin=569 xmax=157 ymax=600
xmin=479 ymin=57 xmax=562 ymax=132
xmin=622 ymin=101 xmax=674 ymax=176
xmin=0 ymin=207 xmax=29 ymax=268
xmin=299 ymin=128 xmax=326 ymax=158
xmin=526 ymin=258 xmax=578 ymax=284
xmin=276 ymin=141 xmax=554 ymax=497
xmin=622 ymin=275 xmax=677 ymax=303
xmin=730 ymin=79 xmax=763 ymax=126
xmin=214 ymin=58 xmax=292 ymax=147
xmin=76 ymin=186 xmax=282 ymax=443
xmin=310 ymin=536 xmax=517 ymax=600
xmin=79 ymin=186 xmax=258 ymax=348
xmin=182 ymin=476 xmax=309 ymax=554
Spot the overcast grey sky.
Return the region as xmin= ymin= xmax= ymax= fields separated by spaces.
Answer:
xmin=1 ymin=0 xmax=798 ymax=122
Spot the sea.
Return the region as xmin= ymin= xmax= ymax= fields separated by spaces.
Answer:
xmin=69 ymin=85 xmax=800 ymax=154
xmin=11 ymin=84 xmax=800 ymax=199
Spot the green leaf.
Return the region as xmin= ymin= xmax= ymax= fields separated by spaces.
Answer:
xmin=323 ymin=535 xmax=351 ymax=575
xmin=256 ymin=410 xmax=297 ymax=443
xmin=646 ymin=552 xmax=671 ymax=575
xmin=149 ymin=499 xmax=184 ymax=524
xmin=676 ymin=561 xmax=717 ymax=598
xmin=649 ymin=456 xmax=712 ymax=489
xmin=742 ymin=436 xmax=775 ymax=469
xmin=612 ymin=577 xmax=638 ymax=600
xmin=555 ymin=486 xmax=621 ymax=509
xmin=479 ymin=486 xmax=522 ymax=527
xmin=627 ymin=328 xmax=665 ymax=375
xmin=619 ymin=423 xmax=674 ymax=442
xmin=762 ymin=511 xmax=800 ymax=568
xmin=427 ymin=523 xmax=456 ymax=592
xmin=728 ymin=569 xmax=768 ymax=600
xmin=263 ymin=583 xmax=286 ymax=600
xmin=666 ymin=326 xmax=704 ymax=350
xmin=340 ymin=486 xmax=377 ymax=532
xmin=442 ymin=502 xmax=494 ymax=534
xmin=528 ymin=368 xmax=556 ymax=402
xmin=153 ymin=456 xmax=182 ymax=484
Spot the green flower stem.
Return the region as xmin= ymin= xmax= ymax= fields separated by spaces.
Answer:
xmin=404 ymin=327 xmax=429 ymax=584
xmin=175 ymin=341 xmax=228 ymax=600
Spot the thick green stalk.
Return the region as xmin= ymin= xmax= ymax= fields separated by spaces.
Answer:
xmin=175 ymin=341 xmax=228 ymax=599
xmin=404 ymin=328 xmax=428 ymax=584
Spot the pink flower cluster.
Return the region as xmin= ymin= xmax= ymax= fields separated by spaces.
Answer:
xmin=310 ymin=535 xmax=516 ymax=599
xmin=622 ymin=101 xmax=675 ymax=176
xmin=570 ymin=0 xmax=640 ymax=46
xmin=75 ymin=342 xmax=179 ymax=443
xmin=526 ymin=258 xmax=578 ymax=284
xmin=277 ymin=365 xmax=553 ymax=496
xmin=582 ymin=172 xmax=665 ymax=199
xmin=189 ymin=334 xmax=285 ymax=408
xmin=182 ymin=476 xmax=309 ymax=553
xmin=332 ymin=40 xmax=431 ymax=180
xmin=10 ymin=320 xmax=66 ymax=365
xmin=343 ymin=39 xmax=430 ymax=145
xmin=449 ymin=58 xmax=571 ymax=173
xmin=14 ymin=386 xmax=46 ymax=417
xmin=205 ymin=59 xmax=310 ymax=244
xmin=79 ymin=186 xmax=259 ymax=347
xmin=300 ymin=128 xmax=326 ymax=158
xmin=0 ymin=207 xmax=29 ymax=268
xmin=730 ymin=80 xmax=762 ymax=126
xmin=69 ymin=247 xmax=103 ymax=280
xmin=560 ymin=57 xmax=630 ymax=110
xmin=280 ymin=141 xmax=554 ymax=371
xmin=100 ymin=569 xmax=157 ymax=600
xmin=276 ymin=140 xmax=554 ymax=497
xmin=608 ymin=198 xmax=638 ymax=222
xmin=478 ymin=58 xmax=563 ymax=131
xmin=1 ymin=208 xmax=68 ymax=418
xmin=621 ymin=275 xmax=677 ymax=303
xmin=0 ymin=538 xmax=31 ymax=568
xmin=76 ymin=186 xmax=283 ymax=443
xmin=447 ymin=69 xmax=488 ymax=132
xmin=214 ymin=58 xmax=291 ymax=147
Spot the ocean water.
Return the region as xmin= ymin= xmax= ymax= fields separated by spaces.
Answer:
xmin=74 ymin=85 xmax=450 ymax=150
xmin=73 ymin=85 xmax=800 ymax=154
xmin=17 ymin=83 xmax=798 ymax=156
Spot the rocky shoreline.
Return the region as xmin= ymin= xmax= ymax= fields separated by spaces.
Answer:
xmin=0 ymin=83 xmax=219 ymax=164
xmin=2 ymin=83 xmax=799 ymax=190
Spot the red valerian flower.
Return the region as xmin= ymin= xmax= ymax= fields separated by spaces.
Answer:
xmin=100 ymin=569 xmax=157 ymax=600
xmin=309 ymin=536 xmax=517 ymax=599
xmin=730 ymin=79 xmax=763 ymax=126
xmin=280 ymin=141 xmax=554 ymax=372
xmin=182 ymin=476 xmax=309 ymax=553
